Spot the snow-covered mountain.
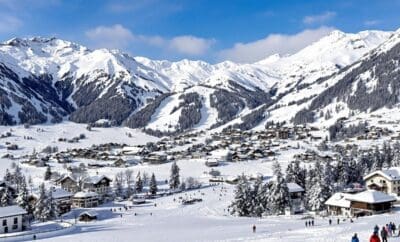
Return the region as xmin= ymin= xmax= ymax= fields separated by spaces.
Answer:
xmin=0 ymin=29 xmax=396 ymax=134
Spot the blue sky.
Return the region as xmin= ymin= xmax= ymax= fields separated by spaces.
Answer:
xmin=0 ymin=0 xmax=399 ymax=63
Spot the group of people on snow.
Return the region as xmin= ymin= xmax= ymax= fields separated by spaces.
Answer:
xmin=367 ymin=223 xmax=398 ymax=242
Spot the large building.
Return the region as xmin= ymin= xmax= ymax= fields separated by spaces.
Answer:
xmin=364 ymin=168 xmax=400 ymax=196
xmin=0 ymin=206 xmax=27 ymax=234
xmin=325 ymin=190 xmax=396 ymax=217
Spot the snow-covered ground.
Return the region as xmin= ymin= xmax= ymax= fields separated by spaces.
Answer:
xmin=2 ymin=122 xmax=400 ymax=242
xmin=34 ymin=185 xmax=400 ymax=242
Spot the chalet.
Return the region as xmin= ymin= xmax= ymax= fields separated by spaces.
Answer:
xmin=58 ymin=175 xmax=80 ymax=193
xmin=143 ymin=152 xmax=168 ymax=164
xmin=287 ymin=183 xmax=305 ymax=214
xmin=72 ymin=192 xmax=99 ymax=208
xmin=0 ymin=206 xmax=27 ymax=234
xmin=50 ymin=188 xmax=73 ymax=214
xmin=325 ymin=190 xmax=396 ymax=217
xmin=347 ymin=190 xmax=396 ymax=216
xmin=364 ymin=168 xmax=400 ymax=196
xmin=83 ymin=175 xmax=112 ymax=197
xmin=78 ymin=211 xmax=98 ymax=222
xmin=325 ymin=192 xmax=351 ymax=217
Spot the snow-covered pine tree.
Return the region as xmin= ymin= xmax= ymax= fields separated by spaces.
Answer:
xmin=0 ymin=187 xmax=13 ymax=207
xmin=229 ymin=174 xmax=252 ymax=216
xmin=16 ymin=176 xmax=30 ymax=212
xmin=114 ymin=172 xmax=124 ymax=197
xmin=268 ymin=161 xmax=289 ymax=215
xmin=169 ymin=162 xmax=180 ymax=190
xmin=34 ymin=183 xmax=51 ymax=222
xmin=135 ymin=172 xmax=143 ymax=193
xmin=149 ymin=173 xmax=158 ymax=195
xmin=47 ymin=189 xmax=58 ymax=219
xmin=3 ymin=169 xmax=12 ymax=183
xmin=44 ymin=166 xmax=52 ymax=181
xmin=252 ymin=176 xmax=268 ymax=217
xmin=306 ymin=160 xmax=331 ymax=212
xmin=285 ymin=160 xmax=305 ymax=188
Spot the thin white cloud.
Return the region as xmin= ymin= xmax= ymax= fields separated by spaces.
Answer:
xmin=0 ymin=14 xmax=22 ymax=33
xmin=169 ymin=36 xmax=215 ymax=56
xmin=303 ymin=11 xmax=336 ymax=25
xmin=364 ymin=20 xmax=381 ymax=27
xmin=85 ymin=24 xmax=214 ymax=56
xmin=217 ymin=26 xmax=335 ymax=63
xmin=85 ymin=24 xmax=135 ymax=49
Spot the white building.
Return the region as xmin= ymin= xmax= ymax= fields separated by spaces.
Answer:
xmin=325 ymin=192 xmax=351 ymax=217
xmin=0 ymin=206 xmax=27 ymax=234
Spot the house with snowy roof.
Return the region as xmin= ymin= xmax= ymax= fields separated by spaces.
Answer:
xmin=72 ymin=191 xmax=99 ymax=208
xmin=0 ymin=205 xmax=27 ymax=234
xmin=325 ymin=190 xmax=396 ymax=217
xmin=363 ymin=167 xmax=400 ymax=196
xmin=287 ymin=183 xmax=305 ymax=214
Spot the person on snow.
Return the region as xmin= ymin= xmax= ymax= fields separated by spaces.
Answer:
xmin=329 ymin=219 xmax=332 ymax=225
xmin=369 ymin=231 xmax=380 ymax=242
xmin=374 ymin=225 xmax=379 ymax=234
xmin=252 ymin=225 xmax=256 ymax=233
xmin=381 ymin=226 xmax=388 ymax=242
xmin=351 ymin=233 xmax=359 ymax=242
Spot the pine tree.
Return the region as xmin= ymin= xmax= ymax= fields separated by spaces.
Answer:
xmin=48 ymin=190 xmax=58 ymax=219
xmin=16 ymin=176 xmax=30 ymax=212
xmin=169 ymin=162 xmax=180 ymax=190
xmin=268 ymin=161 xmax=289 ymax=215
xmin=229 ymin=175 xmax=252 ymax=216
xmin=252 ymin=176 xmax=268 ymax=217
xmin=3 ymin=169 xmax=12 ymax=183
xmin=44 ymin=166 xmax=52 ymax=181
xmin=135 ymin=172 xmax=143 ymax=193
xmin=0 ymin=187 xmax=12 ymax=207
xmin=285 ymin=160 xmax=305 ymax=188
xmin=306 ymin=160 xmax=331 ymax=212
xmin=149 ymin=173 xmax=158 ymax=195
xmin=114 ymin=172 xmax=124 ymax=198
xmin=34 ymin=183 xmax=51 ymax=222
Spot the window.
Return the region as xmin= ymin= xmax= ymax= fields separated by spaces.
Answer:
xmin=2 ymin=219 xmax=6 ymax=226
xmin=12 ymin=224 xmax=17 ymax=230
xmin=13 ymin=218 xmax=17 ymax=225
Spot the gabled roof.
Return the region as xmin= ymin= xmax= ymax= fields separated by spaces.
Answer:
xmin=79 ymin=210 xmax=98 ymax=217
xmin=364 ymin=168 xmax=400 ymax=181
xmin=287 ymin=183 xmax=305 ymax=193
xmin=325 ymin=192 xmax=351 ymax=208
xmin=347 ymin=190 xmax=396 ymax=204
xmin=0 ymin=205 xmax=27 ymax=217
xmin=85 ymin=175 xmax=112 ymax=185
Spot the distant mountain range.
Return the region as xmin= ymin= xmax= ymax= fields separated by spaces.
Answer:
xmin=0 ymin=29 xmax=399 ymax=134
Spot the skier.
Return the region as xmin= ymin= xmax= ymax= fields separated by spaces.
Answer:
xmin=252 ymin=225 xmax=256 ymax=233
xmin=337 ymin=218 xmax=340 ymax=225
xmin=381 ymin=227 xmax=388 ymax=242
xmin=351 ymin=233 xmax=359 ymax=242
xmin=329 ymin=219 xmax=332 ymax=225
xmin=311 ymin=220 xmax=314 ymax=226
xmin=369 ymin=231 xmax=380 ymax=242
xmin=305 ymin=221 xmax=308 ymax=227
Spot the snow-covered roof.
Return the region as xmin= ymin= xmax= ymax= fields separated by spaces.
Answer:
xmin=51 ymin=188 xmax=73 ymax=199
xmin=364 ymin=167 xmax=400 ymax=181
xmin=85 ymin=175 xmax=112 ymax=184
xmin=347 ymin=190 xmax=396 ymax=204
xmin=74 ymin=191 xmax=99 ymax=198
xmin=325 ymin=193 xmax=351 ymax=208
xmin=79 ymin=210 xmax=98 ymax=217
xmin=0 ymin=205 xmax=27 ymax=217
xmin=287 ymin=183 xmax=305 ymax=193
